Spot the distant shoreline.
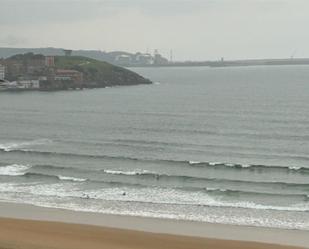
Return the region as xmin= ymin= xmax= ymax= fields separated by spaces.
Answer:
xmin=2 ymin=47 xmax=309 ymax=68
xmin=126 ymin=58 xmax=309 ymax=68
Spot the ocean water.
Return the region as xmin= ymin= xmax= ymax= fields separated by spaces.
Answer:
xmin=0 ymin=65 xmax=309 ymax=230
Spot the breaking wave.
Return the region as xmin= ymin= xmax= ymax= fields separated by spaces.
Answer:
xmin=0 ymin=139 xmax=52 ymax=152
xmin=0 ymin=164 xmax=31 ymax=176
xmin=58 ymin=175 xmax=87 ymax=182
xmin=1 ymin=148 xmax=308 ymax=174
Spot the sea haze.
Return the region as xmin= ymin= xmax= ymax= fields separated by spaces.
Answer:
xmin=0 ymin=65 xmax=309 ymax=230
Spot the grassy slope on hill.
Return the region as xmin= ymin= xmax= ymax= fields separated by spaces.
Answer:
xmin=54 ymin=56 xmax=152 ymax=87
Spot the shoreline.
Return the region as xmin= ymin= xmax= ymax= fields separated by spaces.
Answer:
xmin=0 ymin=201 xmax=308 ymax=248
xmin=0 ymin=83 xmax=150 ymax=92
xmin=1 ymin=217 xmax=305 ymax=249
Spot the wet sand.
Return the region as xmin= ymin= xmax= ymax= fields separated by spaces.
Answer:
xmin=1 ymin=217 xmax=307 ymax=249
xmin=0 ymin=202 xmax=308 ymax=249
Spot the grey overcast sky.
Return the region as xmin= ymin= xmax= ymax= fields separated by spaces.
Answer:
xmin=0 ymin=0 xmax=308 ymax=60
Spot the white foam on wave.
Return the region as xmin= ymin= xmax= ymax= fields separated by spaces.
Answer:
xmin=1 ymin=194 xmax=308 ymax=231
xmin=104 ymin=169 xmax=151 ymax=176
xmin=209 ymin=162 xmax=222 ymax=166
xmin=289 ymin=166 xmax=302 ymax=171
xmin=241 ymin=164 xmax=252 ymax=168
xmin=58 ymin=175 xmax=87 ymax=182
xmin=0 ymin=139 xmax=52 ymax=152
xmin=1 ymin=180 xmax=309 ymax=230
xmin=85 ymin=187 xmax=309 ymax=212
xmin=1 ymin=181 xmax=309 ymax=231
xmin=36 ymin=184 xmax=309 ymax=213
xmin=226 ymin=163 xmax=236 ymax=167
xmin=209 ymin=162 xmax=252 ymax=168
xmin=189 ymin=161 xmax=201 ymax=165
xmin=0 ymin=164 xmax=30 ymax=176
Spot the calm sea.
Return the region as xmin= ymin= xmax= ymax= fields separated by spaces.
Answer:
xmin=1 ymin=65 xmax=309 ymax=229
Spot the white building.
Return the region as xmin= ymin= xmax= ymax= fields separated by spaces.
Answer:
xmin=0 ymin=64 xmax=5 ymax=80
xmin=18 ymin=80 xmax=40 ymax=89
xmin=136 ymin=53 xmax=153 ymax=65
xmin=115 ymin=55 xmax=132 ymax=65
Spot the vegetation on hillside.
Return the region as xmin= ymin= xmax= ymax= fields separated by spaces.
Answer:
xmin=54 ymin=56 xmax=152 ymax=87
xmin=3 ymin=53 xmax=152 ymax=87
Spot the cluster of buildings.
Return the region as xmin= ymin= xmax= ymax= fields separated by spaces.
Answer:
xmin=0 ymin=64 xmax=9 ymax=90
xmin=0 ymin=64 xmax=5 ymax=80
xmin=0 ymin=53 xmax=83 ymax=91
xmin=115 ymin=50 xmax=169 ymax=66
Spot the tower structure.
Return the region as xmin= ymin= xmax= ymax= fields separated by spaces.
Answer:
xmin=63 ymin=49 xmax=73 ymax=56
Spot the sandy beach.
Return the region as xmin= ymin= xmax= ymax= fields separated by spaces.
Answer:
xmin=0 ymin=202 xmax=308 ymax=249
xmin=0 ymin=217 xmax=307 ymax=249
